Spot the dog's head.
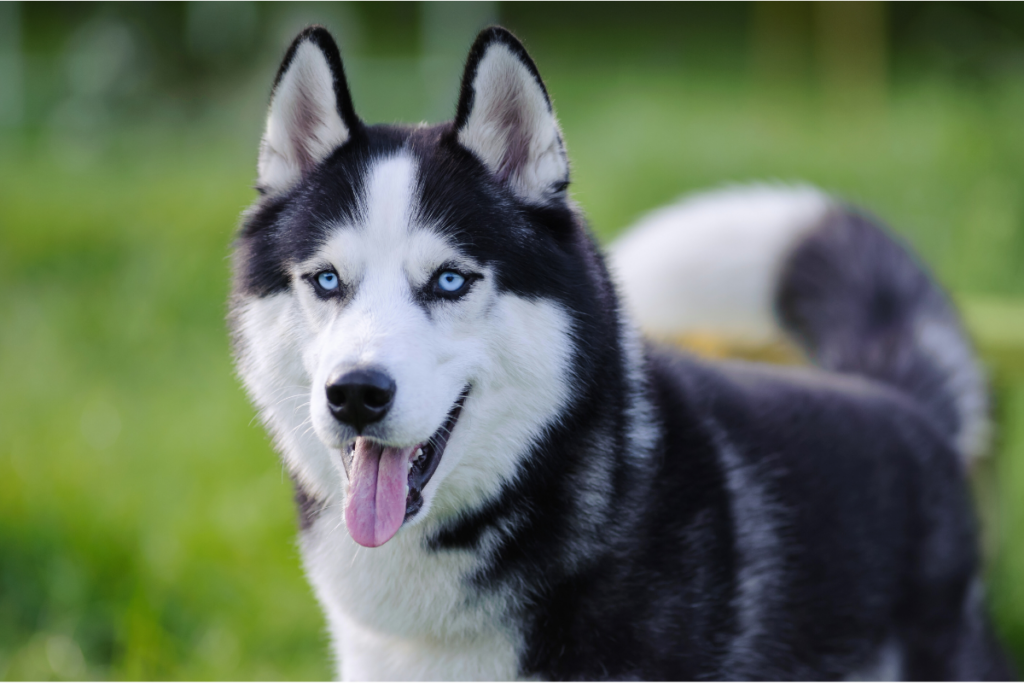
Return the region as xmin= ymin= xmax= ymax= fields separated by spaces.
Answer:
xmin=231 ymin=27 xmax=606 ymax=547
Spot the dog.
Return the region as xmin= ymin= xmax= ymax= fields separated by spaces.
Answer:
xmin=229 ymin=25 xmax=1011 ymax=680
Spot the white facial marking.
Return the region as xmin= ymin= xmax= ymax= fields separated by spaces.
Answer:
xmin=300 ymin=155 xmax=478 ymax=460
xmin=425 ymin=295 xmax=574 ymax=520
xmin=266 ymin=150 xmax=576 ymax=533
xmin=233 ymin=292 xmax=340 ymax=506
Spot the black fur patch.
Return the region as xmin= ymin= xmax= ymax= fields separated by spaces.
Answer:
xmin=234 ymin=118 xmax=588 ymax=306
xmin=234 ymin=128 xmax=402 ymax=298
xmin=776 ymin=207 xmax=981 ymax=453
xmin=291 ymin=476 xmax=323 ymax=531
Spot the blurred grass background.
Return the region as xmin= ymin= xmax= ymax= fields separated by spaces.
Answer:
xmin=1 ymin=2 xmax=1024 ymax=679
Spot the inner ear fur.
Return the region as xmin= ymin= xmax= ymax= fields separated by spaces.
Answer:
xmin=257 ymin=26 xmax=360 ymax=196
xmin=454 ymin=27 xmax=570 ymax=206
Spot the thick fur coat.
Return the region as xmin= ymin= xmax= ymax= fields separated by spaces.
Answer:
xmin=230 ymin=26 xmax=1011 ymax=680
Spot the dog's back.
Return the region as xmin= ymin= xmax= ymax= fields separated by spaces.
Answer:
xmin=607 ymin=187 xmax=1010 ymax=679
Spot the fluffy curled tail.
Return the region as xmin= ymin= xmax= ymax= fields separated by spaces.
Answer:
xmin=609 ymin=185 xmax=989 ymax=462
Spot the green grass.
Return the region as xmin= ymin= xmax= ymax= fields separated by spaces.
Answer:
xmin=0 ymin=136 xmax=331 ymax=680
xmin=1 ymin=66 xmax=1023 ymax=679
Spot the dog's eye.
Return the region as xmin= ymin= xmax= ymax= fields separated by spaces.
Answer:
xmin=310 ymin=270 xmax=341 ymax=297
xmin=317 ymin=272 xmax=339 ymax=290
xmin=437 ymin=271 xmax=466 ymax=293
xmin=427 ymin=267 xmax=479 ymax=302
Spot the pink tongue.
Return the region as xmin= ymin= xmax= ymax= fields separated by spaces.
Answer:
xmin=344 ymin=438 xmax=417 ymax=548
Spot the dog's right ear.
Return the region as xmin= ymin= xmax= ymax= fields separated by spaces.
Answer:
xmin=257 ymin=27 xmax=359 ymax=196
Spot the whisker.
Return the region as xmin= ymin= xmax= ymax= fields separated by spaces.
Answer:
xmin=272 ymin=392 xmax=314 ymax=409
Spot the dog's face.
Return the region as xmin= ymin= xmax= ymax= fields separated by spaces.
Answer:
xmin=231 ymin=28 xmax=591 ymax=547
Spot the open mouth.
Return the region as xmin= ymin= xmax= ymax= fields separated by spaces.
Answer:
xmin=343 ymin=387 xmax=469 ymax=548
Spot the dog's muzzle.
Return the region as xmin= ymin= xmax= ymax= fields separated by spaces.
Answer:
xmin=339 ymin=387 xmax=470 ymax=548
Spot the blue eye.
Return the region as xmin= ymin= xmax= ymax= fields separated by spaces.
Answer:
xmin=437 ymin=271 xmax=466 ymax=293
xmin=317 ymin=271 xmax=339 ymax=291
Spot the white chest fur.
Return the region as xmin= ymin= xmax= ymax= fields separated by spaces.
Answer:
xmin=301 ymin=509 xmax=521 ymax=681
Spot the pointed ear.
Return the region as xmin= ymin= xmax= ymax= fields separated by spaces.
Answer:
xmin=454 ymin=28 xmax=569 ymax=206
xmin=257 ymin=27 xmax=360 ymax=195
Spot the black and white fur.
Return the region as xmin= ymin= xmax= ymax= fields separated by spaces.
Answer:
xmin=230 ymin=26 xmax=1011 ymax=680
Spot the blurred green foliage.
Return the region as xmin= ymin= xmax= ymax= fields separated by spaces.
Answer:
xmin=1 ymin=2 xmax=1024 ymax=680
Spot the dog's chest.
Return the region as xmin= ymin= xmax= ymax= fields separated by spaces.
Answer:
xmin=301 ymin=513 xmax=521 ymax=680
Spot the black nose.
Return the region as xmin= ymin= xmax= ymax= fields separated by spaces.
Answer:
xmin=326 ymin=367 xmax=396 ymax=432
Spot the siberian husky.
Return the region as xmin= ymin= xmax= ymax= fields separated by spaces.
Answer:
xmin=229 ymin=26 xmax=1011 ymax=680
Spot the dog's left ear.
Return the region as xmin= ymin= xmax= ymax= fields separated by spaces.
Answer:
xmin=454 ymin=28 xmax=569 ymax=206
xmin=257 ymin=27 xmax=360 ymax=196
